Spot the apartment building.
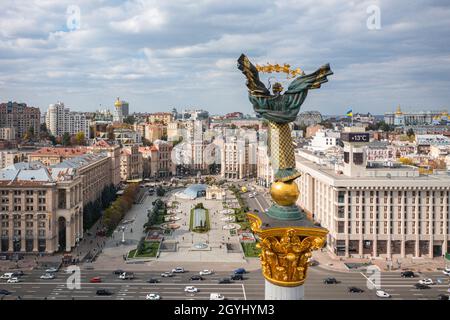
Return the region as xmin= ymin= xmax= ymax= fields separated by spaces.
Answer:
xmin=0 ymin=101 xmax=40 ymax=139
xmin=221 ymin=135 xmax=257 ymax=180
xmin=0 ymin=127 xmax=16 ymax=140
xmin=45 ymin=102 xmax=90 ymax=137
xmin=120 ymin=145 xmax=143 ymax=181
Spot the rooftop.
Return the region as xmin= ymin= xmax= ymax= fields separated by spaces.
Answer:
xmin=30 ymin=147 xmax=87 ymax=157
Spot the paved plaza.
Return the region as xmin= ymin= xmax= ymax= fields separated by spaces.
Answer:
xmin=93 ymin=186 xmax=251 ymax=270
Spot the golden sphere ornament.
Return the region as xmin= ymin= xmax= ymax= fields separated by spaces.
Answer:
xmin=270 ymin=181 xmax=300 ymax=206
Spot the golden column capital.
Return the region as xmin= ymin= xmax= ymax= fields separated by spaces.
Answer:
xmin=248 ymin=213 xmax=328 ymax=287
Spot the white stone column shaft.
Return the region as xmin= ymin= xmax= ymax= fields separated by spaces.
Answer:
xmin=265 ymin=280 xmax=304 ymax=300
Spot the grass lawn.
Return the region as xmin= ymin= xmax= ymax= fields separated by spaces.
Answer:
xmin=241 ymin=242 xmax=261 ymax=257
xmin=128 ymin=241 xmax=160 ymax=258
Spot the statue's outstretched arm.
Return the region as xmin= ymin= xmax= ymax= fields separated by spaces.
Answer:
xmin=237 ymin=54 xmax=270 ymax=97
xmin=285 ymin=64 xmax=333 ymax=94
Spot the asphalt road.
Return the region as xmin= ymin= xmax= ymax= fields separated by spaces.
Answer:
xmin=1 ymin=266 xmax=449 ymax=300
xmin=242 ymin=191 xmax=271 ymax=214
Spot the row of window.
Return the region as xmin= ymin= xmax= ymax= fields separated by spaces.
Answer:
xmin=0 ymin=190 xmax=46 ymax=196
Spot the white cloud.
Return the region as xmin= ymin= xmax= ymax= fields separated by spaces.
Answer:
xmin=0 ymin=0 xmax=449 ymax=115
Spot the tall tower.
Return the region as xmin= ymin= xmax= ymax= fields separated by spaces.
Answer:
xmin=341 ymin=127 xmax=369 ymax=177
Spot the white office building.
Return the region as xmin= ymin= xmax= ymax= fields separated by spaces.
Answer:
xmin=296 ymin=127 xmax=450 ymax=259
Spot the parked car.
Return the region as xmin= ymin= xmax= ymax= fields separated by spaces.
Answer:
xmin=418 ymin=278 xmax=434 ymax=285
xmin=376 ymin=290 xmax=391 ymax=298
xmin=113 ymin=269 xmax=125 ymax=275
xmin=231 ymin=274 xmax=244 ymax=281
xmin=401 ymin=271 xmax=415 ymax=278
xmin=184 ymin=286 xmax=198 ymax=293
xmin=210 ymin=293 xmax=225 ymax=300
xmin=172 ymin=267 xmax=185 ymax=273
xmin=190 ymin=275 xmax=204 ymax=281
xmin=233 ymin=268 xmax=247 ymax=274
xmin=323 ymin=277 xmax=339 ymax=284
xmin=348 ymin=287 xmax=364 ymax=293
xmin=442 ymin=267 xmax=450 ymax=276
xmin=0 ymin=289 xmax=11 ymax=295
xmin=96 ymin=289 xmax=113 ymax=296
xmin=199 ymin=270 xmax=213 ymax=276
xmin=218 ymin=278 xmax=233 ymax=284
xmin=6 ymin=277 xmax=20 ymax=284
xmin=146 ymin=293 xmax=161 ymax=300
xmin=90 ymin=277 xmax=102 ymax=283
xmin=161 ymin=272 xmax=174 ymax=278
xmin=0 ymin=273 xmax=14 ymax=280
xmin=147 ymin=278 xmax=160 ymax=283
xmin=414 ymin=283 xmax=430 ymax=290
xmin=437 ymin=294 xmax=450 ymax=300
xmin=119 ymin=272 xmax=134 ymax=280
xmin=40 ymin=273 xmax=55 ymax=280
xmin=45 ymin=267 xmax=58 ymax=273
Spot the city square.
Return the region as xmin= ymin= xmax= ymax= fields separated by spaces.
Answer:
xmin=1 ymin=0 xmax=450 ymax=305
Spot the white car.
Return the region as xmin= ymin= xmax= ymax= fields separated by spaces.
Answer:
xmin=0 ymin=273 xmax=14 ymax=280
xmin=45 ymin=267 xmax=58 ymax=273
xmin=199 ymin=270 xmax=213 ymax=276
xmin=119 ymin=272 xmax=134 ymax=280
xmin=161 ymin=272 xmax=174 ymax=278
xmin=376 ymin=290 xmax=391 ymax=298
xmin=443 ymin=268 xmax=450 ymax=276
xmin=7 ymin=277 xmax=20 ymax=283
xmin=40 ymin=273 xmax=55 ymax=279
xmin=172 ymin=267 xmax=185 ymax=273
xmin=210 ymin=293 xmax=225 ymax=300
xmin=418 ymin=278 xmax=434 ymax=285
xmin=184 ymin=286 xmax=199 ymax=293
xmin=146 ymin=293 xmax=161 ymax=300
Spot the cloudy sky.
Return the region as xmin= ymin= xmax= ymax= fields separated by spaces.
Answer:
xmin=1 ymin=0 xmax=450 ymax=115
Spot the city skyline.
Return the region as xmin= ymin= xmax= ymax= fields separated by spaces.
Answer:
xmin=1 ymin=0 xmax=450 ymax=115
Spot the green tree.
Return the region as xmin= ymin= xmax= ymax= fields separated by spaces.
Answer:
xmin=62 ymin=132 xmax=71 ymax=146
xmin=74 ymin=131 xmax=86 ymax=146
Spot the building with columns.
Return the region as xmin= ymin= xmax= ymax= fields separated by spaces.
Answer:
xmin=295 ymin=127 xmax=450 ymax=259
xmin=0 ymin=163 xmax=83 ymax=253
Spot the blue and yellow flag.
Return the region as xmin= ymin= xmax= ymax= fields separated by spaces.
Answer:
xmin=346 ymin=109 xmax=353 ymax=117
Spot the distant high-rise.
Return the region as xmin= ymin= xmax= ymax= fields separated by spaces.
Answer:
xmin=0 ymin=101 xmax=40 ymax=139
xmin=113 ymin=97 xmax=129 ymax=123
xmin=45 ymin=102 xmax=90 ymax=138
